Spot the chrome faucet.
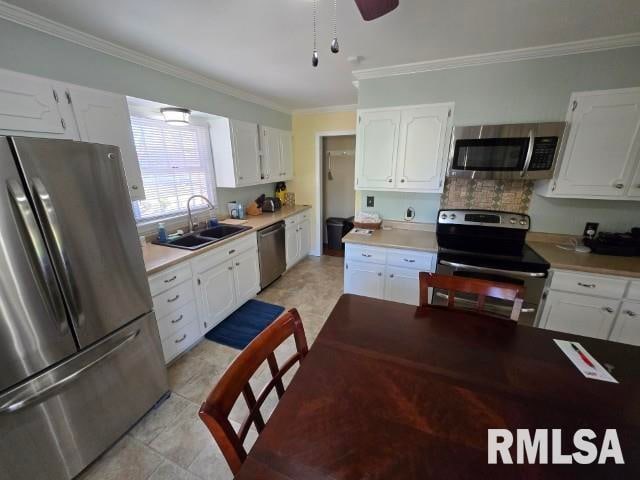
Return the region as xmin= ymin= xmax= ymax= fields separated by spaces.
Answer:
xmin=186 ymin=195 xmax=216 ymax=233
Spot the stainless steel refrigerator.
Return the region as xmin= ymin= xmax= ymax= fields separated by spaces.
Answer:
xmin=0 ymin=137 xmax=168 ymax=479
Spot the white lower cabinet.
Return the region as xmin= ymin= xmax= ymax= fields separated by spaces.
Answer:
xmin=344 ymin=260 xmax=385 ymax=299
xmin=285 ymin=212 xmax=311 ymax=269
xmin=344 ymin=243 xmax=435 ymax=306
xmin=196 ymin=260 xmax=237 ymax=332
xmin=194 ymin=233 xmax=261 ymax=334
xmin=539 ymin=291 xmax=618 ymax=339
xmin=385 ymin=266 xmax=421 ymax=306
xmin=609 ymin=301 xmax=640 ymax=346
xmin=539 ymin=269 xmax=640 ymax=346
xmin=148 ymin=264 xmax=200 ymax=363
xmin=147 ymin=232 xmax=262 ymax=363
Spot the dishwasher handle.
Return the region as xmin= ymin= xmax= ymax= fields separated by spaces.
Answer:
xmin=259 ymin=221 xmax=285 ymax=238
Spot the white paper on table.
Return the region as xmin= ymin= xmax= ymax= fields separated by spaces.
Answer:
xmin=554 ymin=339 xmax=618 ymax=383
xmin=351 ymin=228 xmax=373 ymax=236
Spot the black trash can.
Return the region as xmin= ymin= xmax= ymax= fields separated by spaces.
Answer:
xmin=344 ymin=216 xmax=355 ymax=236
xmin=326 ymin=217 xmax=346 ymax=250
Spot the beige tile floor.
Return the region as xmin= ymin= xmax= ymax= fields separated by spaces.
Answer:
xmin=78 ymin=255 xmax=344 ymax=480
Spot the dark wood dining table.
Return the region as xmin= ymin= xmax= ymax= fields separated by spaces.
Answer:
xmin=235 ymin=294 xmax=640 ymax=479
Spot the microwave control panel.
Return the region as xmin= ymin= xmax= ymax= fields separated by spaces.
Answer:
xmin=528 ymin=137 xmax=559 ymax=170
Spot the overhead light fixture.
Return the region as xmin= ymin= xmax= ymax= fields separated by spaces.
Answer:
xmin=160 ymin=107 xmax=191 ymax=125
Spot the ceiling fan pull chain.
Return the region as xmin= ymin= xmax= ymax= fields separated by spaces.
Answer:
xmin=312 ymin=0 xmax=319 ymax=67
xmin=331 ymin=0 xmax=340 ymax=53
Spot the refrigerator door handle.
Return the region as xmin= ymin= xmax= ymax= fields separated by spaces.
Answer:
xmin=7 ymin=179 xmax=69 ymax=334
xmin=0 ymin=329 xmax=140 ymax=414
xmin=31 ymin=177 xmax=84 ymax=328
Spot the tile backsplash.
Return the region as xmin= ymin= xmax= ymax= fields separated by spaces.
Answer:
xmin=440 ymin=178 xmax=534 ymax=213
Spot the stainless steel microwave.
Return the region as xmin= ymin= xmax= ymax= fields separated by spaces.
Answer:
xmin=447 ymin=122 xmax=566 ymax=180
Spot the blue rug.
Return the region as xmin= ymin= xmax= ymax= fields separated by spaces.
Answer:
xmin=205 ymin=299 xmax=285 ymax=350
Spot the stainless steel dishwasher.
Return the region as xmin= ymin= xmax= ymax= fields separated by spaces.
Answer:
xmin=257 ymin=221 xmax=286 ymax=289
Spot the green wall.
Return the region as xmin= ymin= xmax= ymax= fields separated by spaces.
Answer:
xmin=357 ymin=47 xmax=640 ymax=234
xmin=0 ymin=19 xmax=290 ymax=129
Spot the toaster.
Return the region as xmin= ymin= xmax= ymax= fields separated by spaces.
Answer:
xmin=262 ymin=197 xmax=281 ymax=212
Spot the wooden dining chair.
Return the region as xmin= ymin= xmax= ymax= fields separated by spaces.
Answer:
xmin=419 ymin=272 xmax=525 ymax=321
xmin=198 ymin=308 xmax=309 ymax=475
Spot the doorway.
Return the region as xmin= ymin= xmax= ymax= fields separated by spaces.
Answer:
xmin=321 ymin=135 xmax=356 ymax=257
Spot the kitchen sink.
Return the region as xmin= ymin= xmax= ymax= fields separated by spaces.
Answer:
xmin=153 ymin=223 xmax=252 ymax=250
xmin=199 ymin=224 xmax=251 ymax=239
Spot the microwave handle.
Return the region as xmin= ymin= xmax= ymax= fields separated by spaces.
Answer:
xmin=520 ymin=129 xmax=535 ymax=178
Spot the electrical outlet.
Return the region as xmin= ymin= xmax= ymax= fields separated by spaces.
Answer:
xmin=366 ymin=196 xmax=374 ymax=207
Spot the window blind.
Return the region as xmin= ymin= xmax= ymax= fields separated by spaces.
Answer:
xmin=130 ymin=116 xmax=216 ymax=223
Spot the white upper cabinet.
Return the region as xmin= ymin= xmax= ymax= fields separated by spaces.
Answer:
xmin=0 ymin=68 xmax=77 ymax=139
xmin=538 ymin=88 xmax=640 ymax=200
xmin=67 ymin=86 xmax=144 ymax=200
xmin=0 ymin=69 xmax=143 ymax=200
xmin=355 ymin=103 xmax=453 ymax=192
xmin=355 ymin=109 xmax=401 ymax=189
xmin=210 ymin=117 xmax=261 ymax=187
xmin=279 ymin=130 xmax=294 ymax=181
xmin=395 ymin=104 xmax=452 ymax=191
xmin=261 ymin=126 xmax=281 ymax=183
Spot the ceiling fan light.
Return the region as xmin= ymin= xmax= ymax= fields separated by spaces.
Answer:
xmin=160 ymin=107 xmax=191 ymax=125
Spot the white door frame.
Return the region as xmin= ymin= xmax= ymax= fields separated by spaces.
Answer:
xmin=313 ymin=130 xmax=356 ymax=256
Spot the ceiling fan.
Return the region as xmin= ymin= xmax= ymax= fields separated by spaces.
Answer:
xmin=311 ymin=0 xmax=399 ymax=67
xmin=354 ymin=0 xmax=399 ymax=21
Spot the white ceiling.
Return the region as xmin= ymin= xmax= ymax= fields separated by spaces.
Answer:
xmin=4 ymin=0 xmax=640 ymax=110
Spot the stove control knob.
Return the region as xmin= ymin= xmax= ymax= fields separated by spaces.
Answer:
xmin=449 ymin=214 xmax=456 ymax=220
xmin=519 ymin=220 xmax=527 ymax=226
xmin=509 ymin=218 xmax=517 ymax=224
xmin=441 ymin=214 xmax=448 ymax=220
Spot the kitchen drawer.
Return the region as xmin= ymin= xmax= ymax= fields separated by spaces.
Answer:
xmin=285 ymin=214 xmax=300 ymax=227
xmin=345 ymin=244 xmax=387 ymax=265
xmin=156 ymin=300 xmax=198 ymax=341
xmin=152 ymin=280 xmax=194 ymax=319
xmin=550 ymin=270 xmax=628 ymax=299
xmin=161 ymin=319 xmax=200 ymax=363
xmin=298 ymin=210 xmax=311 ymax=222
xmin=193 ymin=232 xmax=257 ymax=273
xmin=386 ymin=248 xmax=435 ymax=271
xmin=627 ymin=281 xmax=640 ymax=301
xmin=148 ymin=263 xmax=192 ymax=296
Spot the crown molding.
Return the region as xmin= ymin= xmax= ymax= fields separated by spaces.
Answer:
xmin=293 ymin=104 xmax=357 ymax=115
xmin=0 ymin=1 xmax=291 ymax=114
xmin=353 ymin=32 xmax=640 ymax=81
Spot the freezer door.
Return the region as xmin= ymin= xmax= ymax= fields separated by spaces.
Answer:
xmin=0 ymin=311 xmax=168 ymax=480
xmin=11 ymin=137 xmax=152 ymax=348
xmin=0 ymin=139 xmax=77 ymax=393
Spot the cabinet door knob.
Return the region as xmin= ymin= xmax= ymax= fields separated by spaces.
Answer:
xmin=228 ymin=266 xmax=233 ymax=271
xmin=400 ymin=178 xmax=405 ymax=183
xmin=387 ymin=178 xmax=393 ymax=183
xmin=624 ymin=310 xmax=637 ymax=317
xmin=235 ymin=262 xmax=240 ymax=266
xmin=614 ymin=183 xmax=624 ymax=189
xmin=602 ymin=306 xmax=614 ymax=314
xmin=389 ymin=274 xmax=394 ymax=278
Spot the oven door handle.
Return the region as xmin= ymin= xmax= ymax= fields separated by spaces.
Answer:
xmin=433 ymin=291 xmax=537 ymax=314
xmin=520 ymin=129 xmax=535 ymax=178
xmin=438 ymin=259 xmax=546 ymax=278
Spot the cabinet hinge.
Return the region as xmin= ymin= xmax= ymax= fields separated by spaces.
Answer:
xmin=60 ymin=118 xmax=66 ymax=130
xmin=65 ymin=90 xmax=72 ymax=104
xmin=53 ymin=89 xmax=59 ymax=103
xmin=571 ymin=100 xmax=578 ymax=112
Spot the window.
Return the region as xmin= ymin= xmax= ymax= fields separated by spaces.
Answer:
xmin=130 ymin=116 xmax=216 ymax=224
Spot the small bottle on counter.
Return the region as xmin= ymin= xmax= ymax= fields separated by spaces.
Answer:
xmin=157 ymin=222 xmax=168 ymax=243
xmin=237 ymin=203 xmax=245 ymax=219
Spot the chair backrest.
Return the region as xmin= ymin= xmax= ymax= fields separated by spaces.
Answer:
xmin=419 ymin=272 xmax=525 ymax=321
xmin=198 ymin=308 xmax=308 ymax=475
